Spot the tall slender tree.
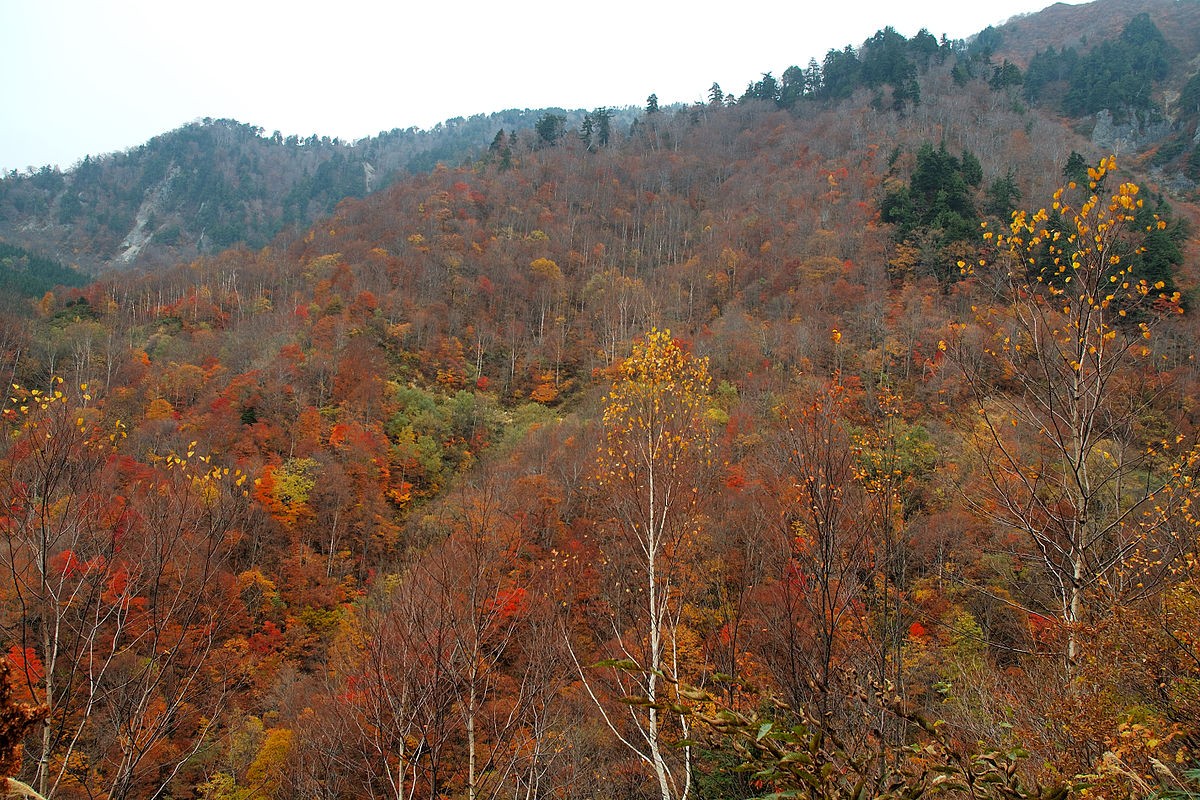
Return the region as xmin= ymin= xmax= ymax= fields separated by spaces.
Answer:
xmin=582 ymin=329 xmax=714 ymax=800
xmin=945 ymin=157 xmax=1186 ymax=670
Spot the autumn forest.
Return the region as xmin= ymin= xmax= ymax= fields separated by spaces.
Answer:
xmin=3 ymin=2 xmax=1200 ymax=799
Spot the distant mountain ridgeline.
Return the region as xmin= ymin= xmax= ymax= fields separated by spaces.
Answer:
xmin=740 ymin=0 xmax=1200 ymax=184
xmin=0 ymin=109 xmax=634 ymax=274
xmin=722 ymin=0 xmax=1200 ymax=188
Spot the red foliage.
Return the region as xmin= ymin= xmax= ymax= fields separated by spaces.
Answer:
xmin=6 ymin=646 xmax=45 ymax=684
xmin=103 ymin=566 xmax=130 ymax=605
xmin=1028 ymin=613 xmax=1055 ymax=641
xmin=49 ymin=549 xmax=81 ymax=578
xmin=724 ymin=463 xmax=747 ymax=490
xmin=248 ymin=620 xmax=286 ymax=656
xmin=489 ymin=587 xmax=529 ymax=621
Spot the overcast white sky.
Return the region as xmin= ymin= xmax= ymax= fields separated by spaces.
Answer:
xmin=2 ymin=0 xmax=1084 ymax=173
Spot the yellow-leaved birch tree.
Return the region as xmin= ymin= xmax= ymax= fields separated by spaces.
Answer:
xmin=946 ymin=156 xmax=1185 ymax=672
xmin=583 ymin=328 xmax=713 ymax=800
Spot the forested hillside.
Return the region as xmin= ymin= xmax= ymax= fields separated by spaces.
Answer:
xmin=2 ymin=1 xmax=1200 ymax=799
xmin=0 ymin=109 xmax=635 ymax=274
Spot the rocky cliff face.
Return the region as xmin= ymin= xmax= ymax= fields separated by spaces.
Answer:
xmin=1090 ymin=107 xmax=1174 ymax=154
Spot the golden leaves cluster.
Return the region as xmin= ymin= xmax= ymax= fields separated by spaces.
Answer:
xmin=5 ymin=378 xmax=121 ymax=447
xmin=1002 ymin=159 xmax=1173 ymax=313
xmin=598 ymin=328 xmax=713 ymax=484
xmin=945 ymin=157 xmax=1179 ymax=360
xmin=162 ymin=440 xmax=251 ymax=501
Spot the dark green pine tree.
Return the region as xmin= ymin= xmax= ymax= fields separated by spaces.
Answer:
xmin=579 ymin=113 xmax=594 ymax=149
xmin=984 ymin=170 xmax=1022 ymax=220
xmin=779 ymin=65 xmax=806 ymax=108
xmin=820 ymin=46 xmax=861 ymax=100
xmin=881 ymin=142 xmax=983 ymax=282
xmin=1127 ymin=197 xmax=1186 ymax=302
xmin=742 ymin=73 xmax=779 ymax=103
xmin=989 ymin=60 xmax=1023 ymax=90
xmin=1064 ymin=151 xmax=1090 ymax=184
xmin=593 ymin=107 xmax=613 ymax=147
xmin=960 ymin=150 xmax=983 ymax=188
xmin=535 ymin=113 xmax=565 ymax=146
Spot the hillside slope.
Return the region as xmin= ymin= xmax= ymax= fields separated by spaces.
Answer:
xmin=0 ymin=108 xmax=635 ymax=274
xmin=7 ymin=0 xmax=1200 ymax=279
xmin=1 ymin=3 xmax=1199 ymax=798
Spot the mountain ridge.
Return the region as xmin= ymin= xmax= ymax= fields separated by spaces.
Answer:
xmin=2 ymin=0 xmax=1197 ymax=280
xmin=0 ymin=108 xmax=640 ymax=275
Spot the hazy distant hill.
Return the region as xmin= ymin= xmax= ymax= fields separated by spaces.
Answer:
xmin=0 ymin=108 xmax=638 ymax=274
